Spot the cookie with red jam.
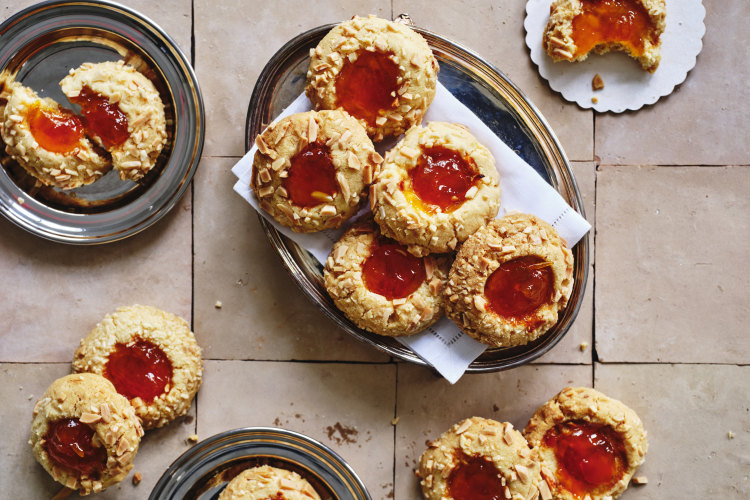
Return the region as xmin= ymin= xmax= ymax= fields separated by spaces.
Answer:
xmin=218 ymin=465 xmax=321 ymax=500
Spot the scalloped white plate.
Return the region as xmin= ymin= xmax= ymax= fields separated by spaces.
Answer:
xmin=524 ymin=0 xmax=705 ymax=112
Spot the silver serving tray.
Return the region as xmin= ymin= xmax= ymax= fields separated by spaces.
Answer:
xmin=0 ymin=0 xmax=204 ymax=244
xmin=245 ymin=24 xmax=588 ymax=373
xmin=150 ymin=427 xmax=370 ymax=500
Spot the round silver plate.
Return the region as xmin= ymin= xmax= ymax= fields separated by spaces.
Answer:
xmin=150 ymin=427 xmax=371 ymax=500
xmin=0 ymin=0 xmax=204 ymax=244
xmin=245 ymin=25 xmax=589 ymax=373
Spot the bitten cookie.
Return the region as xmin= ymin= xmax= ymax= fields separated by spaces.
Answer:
xmin=418 ymin=417 xmax=543 ymax=500
xmin=543 ymin=0 xmax=666 ymax=73
xmin=252 ymin=110 xmax=383 ymax=232
xmin=306 ymin=15 xmax=439 ymax=141
xmin=73 ymin=305 xmax=203 ymax=430
xmin=524 ymin=387 xmax=648 ymax=500
xmin=29 ymin=373 xmax=143 ymax=495
xmin=444 ymin=213 xmax=574 ymax=348
xmin=0 ymin=82 xmax=111 ymax=189
xmin=60 ymin=60 xmax=168 ymax=180
xmin=372 ymin=122 xmax=501 ymax=256
xmin=324 ymin=217 xmax=451 ymax=337
xmin=218 ymin=465 xmax=321 ymax=500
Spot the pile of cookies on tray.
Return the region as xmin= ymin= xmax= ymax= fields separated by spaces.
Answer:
xmin=251 ymin=15 xmax=574 ymax=347
xmin=29 ymin=305 xmax=202 ymax=495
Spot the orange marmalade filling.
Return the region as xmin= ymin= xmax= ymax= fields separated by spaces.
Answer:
xmin=334 ymin=50 xmax=399 ymax=126
xmin=104 ymin=339 xmax=173 ymax=402
xmin=447 ymin=451 xmax=506 ymax=500
xmin=571 ymin=0 xmax=656 ymax=57
xmin=362 ymin=241 xmax=426 ymax=300
xmin=543 ymin=420 xmax=628 ymax=497
xmin=44 ymin=418 xmax=107 ymax=477
xmin=406 ymin=146 xmax=482 ymax=214
xmin=27 ymin=102 xmax=85 ymax=154
xmin=283 ymin=143 xmax=338 ymax=207
xmin=70 ymin=86 xmax=130 ymax=149
xmin=484 ymin=255 xmax=554 ymax=319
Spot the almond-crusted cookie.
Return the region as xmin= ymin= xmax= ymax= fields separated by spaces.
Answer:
xmin=524 ymin=387 xmax=648 ymax=500
xmin=0 ymin=82 xmax=111 ymax=189
xmin=252 ymin=110 xmax=382 ymax=232
xmin=372 ymin=122 xmax=501 ymax=256
xmin=29 ymin=373 xmax=143 ymax=495
xmin=324 ymin=217 xmax=451 ymax=337
xmin=444 ymin=213 xmax=574 ymax=348
xmin=60 ymin=60 xmax=168 ymax=180
xmin=543 ymin=0 xmax=666 ymax=72
xmin=218 ymin=465 xmax=321 ymax=500
xmin=72 ymin=305 xmax=203 ymax=430
xmin=418 ymin=417 xmax=543 ymax=500
xmin=306 ymin=15 xmax=439 ymax=141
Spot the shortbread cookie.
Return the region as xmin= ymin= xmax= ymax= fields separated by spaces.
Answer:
xmin=73 ymin=305 xmax=203 ymax=430
xmin=372 ymin=122 xmax=500 ymax=256
xmin=0 ymin=82 xmax=111 ymax=189
xmin=418 ymin=417 xmax=543 ymax=500
xmin=444 ymin=213 xmax=574 ymax=348
xmin=543 ymin=0 xmax=666 ymax=72
xmin=218 ymin=465 xmax=321 ymax=500
xmin=252 ymin=110 xmax=382 ymax=232
xmin=60 ymin=60 xmax=168 ymax=180
xmin=324 ymin=217 xmax=450 ymax=337
xmin=30 ymin=373 xmax=143 ymax=495
xmin=306 ymin=15 xmax=439 ymax=141
xmin=524 ymin=387 xmax=648 ymax=500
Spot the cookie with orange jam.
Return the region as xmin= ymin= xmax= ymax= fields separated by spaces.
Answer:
xmin=60 ymin=60 xmax=168 ymax=181
xmin=543 ymin=0 xmax=666 ymax=72
xmin=218 ymin=465 xmax=321 ymax=500
xmin=524 ymin=387 xmax=648 ymax=500
xmin=324 ymin=217 xmax=450 ymax=337
xmin=252 ymin=110 xmax=382 ymax=232
xmin=305 ymin=15 xmax=439 ymax=141
xmin=0 ymin=82 xmax=111 ymax=189
xmin=444 ymin=213 xmax=573 ymax=348
xmin=372 ymin=122 xmax=500 ymax=257
xmin=72 ymin=305 xmax=203 ymax=430
xmin=29 ymin=373 xmax=143 ymax=495
xmin=418 ymin=417 xmax=543 ymax=500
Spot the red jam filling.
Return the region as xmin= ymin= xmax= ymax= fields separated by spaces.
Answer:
xmin=44 ymin=418 xmax=107 ymax=477
xmin=70 ymin=86 xmax=130 ymax=148
xmin=283 ymin=142 xmax=338 ymax=207
xmin=27 ymin=102 xmax=84 ymax=154
xmin=104 ymin=339 xmax=173 ymax=402
xmin=362 ymin=241 xmax=426 ymax=300
xmin=334 ymin=50 xmax=399 ymax=125
xmin=484 ymin=255 xmax=554 ymax=319
xmin=447 ymin=452 xmax=506 ymax=500
xmin=542 ymin=421 xmax=628 ymax=497
xmin=409 ymin=146 xmax=481 ymax=213
xmin=571 ymin=0 xmax=656 ymax=57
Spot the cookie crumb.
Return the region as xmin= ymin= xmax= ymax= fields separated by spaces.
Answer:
xmin=187 ymin=434 xmax=199 ymax=443
xmin=17 ymin=197 xmax=24 ymax=205
xmin=391 ymin=417 xmax=400 ymax=425
xmin=214 ymin=300 xmax=223 ymax=309
xmin=728 ymin=431 xmax=734 ymax=439
xmin=132 ymin=472 xmax=142 ymax=485
xmin=591 ymin=97 xmax=599 ymax=104
xmin=592 ymin=73 xmax=605 ymax=90
xmin=632 ymin=476 xmax=648 ymax=485
xmin=579 ymin=342 xmax=589 ymax=351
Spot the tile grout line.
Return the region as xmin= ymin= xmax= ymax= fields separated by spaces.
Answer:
xmin=392 ymin=362 xmax=399 ymax=500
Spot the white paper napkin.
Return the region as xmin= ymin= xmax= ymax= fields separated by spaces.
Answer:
xmin=233 ymin=83 xmax=590 ymax=383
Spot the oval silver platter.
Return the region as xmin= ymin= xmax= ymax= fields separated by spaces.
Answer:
xmin=245 ymin=24 xmax=589 ymax=373
xmin=150 ymin=427 xmax=371 ymax=500
xmin=0 ymin=0 xmax=204 ymax=244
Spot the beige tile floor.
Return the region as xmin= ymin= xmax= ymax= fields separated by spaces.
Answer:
xmin=1 ymin=1 xmax=748 ymax=499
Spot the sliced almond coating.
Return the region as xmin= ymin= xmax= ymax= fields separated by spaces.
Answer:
xmin=481 ymin=427 xmax=498 ymax=436
xmin=392 ymin=298 xmax=407 ymax=306
xmin=279 ymin=477 xmax=297 ymax=490
xmin=65 ymin=475 xmax=78 ymax=489
xmin=333 ymin=244 xmax=349 ymax=262
xmin=320 ymin=205 xmax=337 ymax=216
xmin=503 ymin=428 xmax=514 ymax=446
xmin=501 ymin=245 xmax=516 ymax=254
xmin=515 ymin=464 xmax=530 ymax=484
xmin=117 ymin=451 xmax=133 ymax=465
xmin=257 ymin=186 xmax=274 ymax=197
xmin=632 ymin=476 xmax=648 ymax=485
xmin=336 ymin=172 xmax=351 ymax=200
xmin=259 ymin=168 xmax=272 ymax=184
xmin=465 ymin=185 xmax=478 ymax=199
xmin=474 ymin=295 xmax=487 ymax=311
xmin=347 ymin=151 xmax=361 ymax=170
xmin=369 ymin=151 xmax=384 ymax=164
xmin=273 ymin=121 xmax=291 ymax=145
xmin=278 ymin=205 xmax=298 ymax=222
xmin=307 ymin=115 xmax=318 ymax=143
xmin=275 ymin=186 xmax=288 ymax=198
xmin=255 ymin=135 xmax=277 ymax=159
xmin=99 ymin=403 xmax=112 ymax=423
xmin=79 ymin=412 xmax=102 ymax=424
xmin=363 ymin=164 xmax=374 ymax=184
xmin=424 ymin=257 xmax=434 ymax=280
xmin=447 ymin=237 xmax=458 ymax=250
xmin=116 ymin=436 xmax=130 ymax=455
xmin=271 ymin=157 xmax=286 ymax=171
xmin=454 ymin=419 xmax=472 ymax=434
xmin=429 ymin=278 xmax=442 ymax=295
xmin=375 ymin=116 xmax=387 ymax=126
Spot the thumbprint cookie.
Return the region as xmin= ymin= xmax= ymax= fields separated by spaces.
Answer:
xmin=29 ymin=373 xmax=143 ymax=495
xmin=324 ymin=217 xmax=451 ymax=337
xmin=444 ymin=213 xmax=574 ymax=347
xmin=418 ymin=417 xmax=543 ymax=500
xmin=524 ymin=387 xmax=648 ymax=500
xmin=73 ymin=305 xmax=203 ymax=430
xmin=306 ymin=15 xmax=439 ymax=141
xmin=372 ymin=122 xmax=501 ymax=257
xmin=252 ymin=110 xmax=382 ymax=232
xmin=218 ymin=465 xmax=321 ymax=500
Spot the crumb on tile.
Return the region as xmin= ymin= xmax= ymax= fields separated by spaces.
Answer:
xmin=132 ymin=472 xmax=142 ymax=485
xmin=579 ymin=342 xmax=589 ymax=351
xmin=592 ymin=73 xmax=605 ymax=90
xmin=728 ymin=431 xmax=735 ymax=439
xmin=187 ymin=434 xmax=199 ymax=443
xmin=391 ymin=416 xmax=400 ymax=425
xmin=632 ymin=476 xmax=648 ymax=485
xmin=214 ymin=300 xmax=223 ymax=309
